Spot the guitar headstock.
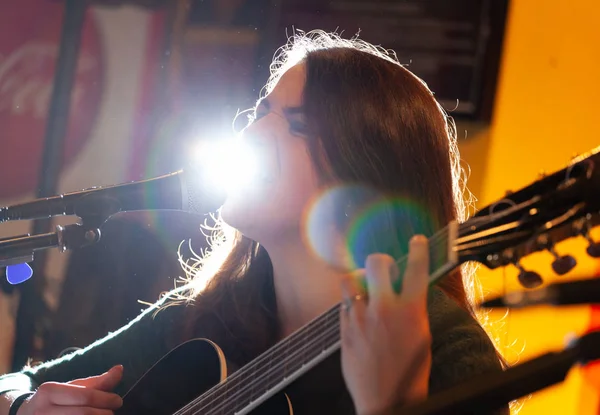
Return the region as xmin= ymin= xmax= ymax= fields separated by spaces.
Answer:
xmin=456 ymin=147 xmax=600 ymax=288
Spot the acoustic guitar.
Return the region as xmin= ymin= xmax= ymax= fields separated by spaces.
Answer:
xmin=117 ymin=147 xmax=600 ymax=414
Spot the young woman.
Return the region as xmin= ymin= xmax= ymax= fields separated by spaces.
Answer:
xmin=0 ymin=32 xmax=508 ymax=415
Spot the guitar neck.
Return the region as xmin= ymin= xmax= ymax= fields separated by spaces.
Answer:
xmin=174 ymin=222 xmax=459 ymax=415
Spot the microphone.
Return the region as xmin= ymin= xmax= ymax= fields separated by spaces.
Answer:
xmin=0 ymin=168 xmax=226 ymax=223
xmin=480 ymin=278 xmax=600 ymax=309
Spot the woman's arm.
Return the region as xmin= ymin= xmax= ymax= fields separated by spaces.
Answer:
xmin=422 ymin=288 xmax=510 ymax=415
xmin=368 ymin=289 xmax=510 ymax=415
xmin=0 ymin=291 xmax=188 ymax=399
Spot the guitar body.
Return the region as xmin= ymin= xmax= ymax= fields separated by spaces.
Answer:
xmin=117 ymin=339 xmax=293 ymax=414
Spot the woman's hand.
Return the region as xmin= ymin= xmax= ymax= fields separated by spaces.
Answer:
xmin=17 ymin=365 xmax=123 ymax=415
xmin=340 ymin=235 xmax=432 ymax=415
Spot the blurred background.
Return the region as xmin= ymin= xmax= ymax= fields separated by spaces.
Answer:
xmin=0 ymin=0 xmax=599 ymax=414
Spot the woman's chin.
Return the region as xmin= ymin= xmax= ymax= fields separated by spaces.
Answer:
xmin=220 ymin=199 xmax=242 ymax=228
xmin=221 ymin=197 xmax=259 ymax=235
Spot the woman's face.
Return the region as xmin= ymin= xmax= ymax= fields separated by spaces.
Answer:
xmin=221 ymin=63 xmax=323 ymax=244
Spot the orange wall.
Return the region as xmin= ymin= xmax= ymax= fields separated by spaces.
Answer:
xmin=459 ymin=0 xmax=600 ymax=413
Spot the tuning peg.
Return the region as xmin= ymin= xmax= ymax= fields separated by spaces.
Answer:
xmin=551 ymin=254 xmax=577 ymax=275
xmin=536 ymin=234 xmax=577 ymax=276
xmin=547 ymin=245 xmax=577 ymax=275
xmin=584 ymin=233 xmax=600 ymax=258
xmin=515 ymin=263 xmax=543 ymax=288
xmin=586 ymin=244 xmax=600 ymax=258
xmin=573 ymin=217 xmax=600 ymax=258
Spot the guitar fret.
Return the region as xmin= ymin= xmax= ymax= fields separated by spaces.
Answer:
xmin=266 ymin=347 xmax=273 ymax=391
xmin=322 ymin=313 xmax=330 ymax=352
xmin=301 ymin=329 xmax=308 ymax=371
xmin=219 ymin=380 xmax=228 ymax=415
xmin=283 ymin=336 xmax=290 ymax=378
xmin=250 ymin=363 xmax=257 ymax=402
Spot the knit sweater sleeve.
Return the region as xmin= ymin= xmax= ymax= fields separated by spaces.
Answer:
xmin=0 ymin=293 xmax=188 ymax=398
xmin=382 ymin=289 xmax=511 ymax=415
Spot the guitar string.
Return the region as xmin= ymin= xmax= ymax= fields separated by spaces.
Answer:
xmin=180 ymin=227 xmax=455 ymax=415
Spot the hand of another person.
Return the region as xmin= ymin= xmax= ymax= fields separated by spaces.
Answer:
xmin=16 ymin=365 xmax=123 ymax=415
xmin=340 ymin=235 xmax=432 ymax=415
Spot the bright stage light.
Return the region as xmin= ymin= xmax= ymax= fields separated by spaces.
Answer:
xmin=190 ymin=137 xmax=259 ymax=196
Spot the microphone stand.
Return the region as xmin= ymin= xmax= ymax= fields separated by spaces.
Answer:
xmin=0 ymin=193 xmax=125 ymax=268
xmin=0 ymin=223 xmax=100 ymax=268
xmin=396 ymin=330 xmax=600 ymax=415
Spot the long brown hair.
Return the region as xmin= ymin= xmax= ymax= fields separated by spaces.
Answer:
xmin=176 ymin=31 xmax=480 ymax=366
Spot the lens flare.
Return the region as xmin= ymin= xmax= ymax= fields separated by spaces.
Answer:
xmin=304 ymin=184 xmax=434 ymax=270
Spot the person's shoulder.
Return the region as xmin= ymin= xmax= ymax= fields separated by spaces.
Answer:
xmin=426 ymin=287 xmax=485 ymax=340
xmin=143 ymin=285 xmax=197 ymax=325
xmin=101 ymin=285 xmax=196 ymax=343
xmin=426 ymin=288 xmax=504 ymax=394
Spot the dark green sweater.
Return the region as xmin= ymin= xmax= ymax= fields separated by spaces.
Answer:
xmin=0 ymin=288 xmax=509 ymax=414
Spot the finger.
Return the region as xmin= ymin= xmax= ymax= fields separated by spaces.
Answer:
xmin=42 ymin=407 xmax=115 ymax=415
xmin=339 ymin=276 xmax=350 ymax=344
xmin=340 ymin=275 xmax=366 ymax=348
xmin=69 ymin=365 xmax=123 ymax=391
xmin=401 ymin=235 xmax=430 ymax=304
xmin=38 ymin=383 xmax=122 ymax=409
xmin=340 ymin=275 xmax=367 ymax=320
xmin=365 ymin=253 xmax=398 ymax=302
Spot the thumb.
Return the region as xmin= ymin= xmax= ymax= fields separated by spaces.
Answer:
xmin=69 ymin=365 xmax=123 ymax=391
